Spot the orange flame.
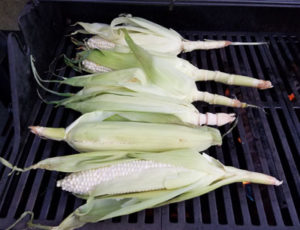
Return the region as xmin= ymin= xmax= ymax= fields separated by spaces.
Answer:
xmin=243 ymin=181 xmax=251 ymax=188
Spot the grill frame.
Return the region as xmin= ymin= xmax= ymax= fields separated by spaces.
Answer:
xmin=0 ymin=1 xmax=299 ymax=229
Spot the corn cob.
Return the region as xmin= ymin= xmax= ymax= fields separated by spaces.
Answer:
xmin=29 ymin=111 xmax=222 ymax=152
xmin=56 ymin=160 xmax=179 ymax=195
xmin=1 ymin=149 xmax=282 ymax=230
xmin=87 ymin=36 xmax=116 ymax=50
xmin=72 ymin=14 xmax=266 ymax=55
xmin=82 ymin=60 xmax=112 ymax=73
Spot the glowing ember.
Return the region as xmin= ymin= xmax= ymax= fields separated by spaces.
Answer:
xmin=237 ymin=137 xmax=242 ymax=143
xmin=288 ymin=93 xmax=295 ymax=101
xmin=225 ymin=88 xmax=230 ymax=96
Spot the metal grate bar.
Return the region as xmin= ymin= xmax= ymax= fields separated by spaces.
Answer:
xmin=262 ymin=36 xmax=300 ymax=138
xmin=238 ymin=36 xmax=285 ymax=226
xmin=228 ymin=39 xmax=270 ymax=226
xmin=259 ymin=36 xmax=300 ymax=179
xmin=219 ymin=34 xmax=270 ymax=225
xmin=284 ymin=36 xmax=300 ymax=100
xmin=239 ymin=38 xmax=298 ymax=226
xmin=52 ymin=81 xmax=79 ymax=221
xmin=234 ymin=35 xmax=285 ymax=226
xmin=205 ymin=34 xmax=235 ymax=226
xmin=226 ymin=38 xmax=265 ymax=225
xmin=250 ymin=36 xmax=300 ymax=225
xmin=269 ymin=36 xmax=300 ymax=100
xmin=197 ymin=34 xmax=254 ymax=226
xmin=0 ymin=35 xmax=68 ymax=218
xmin=197 ymin=34 xmax=221 ymax=225
xmin=23 ymin=80 xmax=72 ymax=220
xmin=4 ymin=38 xmax=71 ymax=220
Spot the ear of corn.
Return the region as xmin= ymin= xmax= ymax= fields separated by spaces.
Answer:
xmin=78 ymin=49 xmax=139 ymax=71
xmin=62 ymin=33 xmax=268 ymax=109
xmin=72 ymin=15 xmax=266 ymax=55
xmin=31 ymin=58 xmax=236 ymax=126
xmin=29 ymin=111 xmax=222 ymax=152
xmin=57 ymin=160 xmax=204 ymax=196
xmin=74 ymin=16 xmax=183 ymax=55
xmin=58 ymin=93 xmax=236 ymax=126
xmin=79 ymin=48 xmax=271 ymax=90
xmin=35 ymin=55 xmax=248 ymax=110
xmin=2 ymin=149 xmax=281 ymax=230
xmin=59 ymin=32 xmax=268 ymax=108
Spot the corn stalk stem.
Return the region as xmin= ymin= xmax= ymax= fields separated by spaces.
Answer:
xmin=182 ymin=40 xmax=267 ymax=52
xmin=191 ymin=70 xmax=273 ymax=89
xmin=192 ymin=91 xmax=248 ymax=108
xmin=29 ymin=126 xmax=66 ymax=141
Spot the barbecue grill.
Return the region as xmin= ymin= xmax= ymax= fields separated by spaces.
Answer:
xmin=0 ymin=0 xmax=299 ymax=229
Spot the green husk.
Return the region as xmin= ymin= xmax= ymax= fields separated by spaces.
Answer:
xmin=78 ymin=48 xmax=139 ymax=71
xmin=68 ymin=26 xmax=272 ymax=90
xmin=2 ymin=149 xmax=282 ymax=230
xmin=31 ymin=58 xmax=237 ymax=126
xmin=61 ymin=37 xmax=254 ymax=107
xmin=72 ymin=14 xmax=267 ymax=55
xmin=31 ymin=53 xmax=250 ymax=109
xmin=30 ymin=111 xmax=222 ymax=152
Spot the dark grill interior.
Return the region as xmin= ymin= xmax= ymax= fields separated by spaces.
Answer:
xmin=0 ymin=2 xmax=299 ymax=229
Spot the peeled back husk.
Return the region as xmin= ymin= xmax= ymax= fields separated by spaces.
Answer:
xmin=65 ymin=34 xmax=255 ymax=108
xmin=47 ymin=87 xmax=235 ymax=127
xmin=72 ymin=14 xmax=267 ymax=55
xmin=1 ymin=149 xmax=282 ymax=230
xmin=29 ymin=111 xmax=222 ymax=152
xmin=31 ymin=62 xmax=235 ymax=126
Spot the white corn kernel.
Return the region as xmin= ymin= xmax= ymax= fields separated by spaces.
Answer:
xmin=57 ymin=160 xmax=175 ymax=195
xmin=82 ymin=60 xmax=112 ymax=73
xmin=87 ymin=36 xmax=115 ymax=50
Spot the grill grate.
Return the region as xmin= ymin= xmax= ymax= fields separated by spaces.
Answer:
xmin=0 ymin=32 xmax=299 ymax=229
